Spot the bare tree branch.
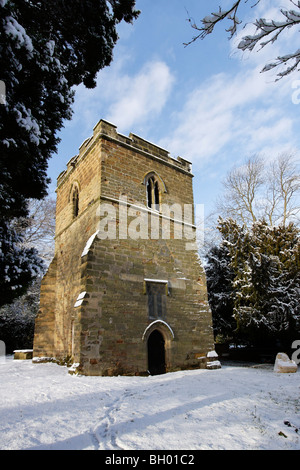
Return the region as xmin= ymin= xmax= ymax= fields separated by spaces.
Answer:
xmin=275 ymin=153 xmax=300 ymax=225
xmin=12 ymin=197 xmax=56 ymax=264
xmin=218 ymin=153 xmax=300 ymax=227
xmin=218 ymin=155 xmax=265 ymax=225
xmin=185 ymin=0 xmax=300 ymax=80
xmin=184 ymin=1 xmax=243 ymax=46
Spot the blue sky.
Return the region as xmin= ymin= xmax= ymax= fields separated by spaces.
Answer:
xmin=47 ymin=0 xmax=300 ymax=217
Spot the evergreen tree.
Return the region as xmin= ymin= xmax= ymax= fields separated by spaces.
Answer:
xmin=0 ymin=0 xmax=139 ymax=303
xmin=206 ymin=218 xmax=300 ymax=349
xmin=217 ymin=218 xmax=259 ymax=344
xmin=0 ymin=0 xmax=139 ymax=219
xmin=0 ymin=282 xmax=39 ymax=353
xmin=0 ymin=198 xmax=55 ymax=349
xmin=0 ymin=218 xmax=44 ymax=306
xmin=206 ymin=244 xmax=235 ymax=341
xmin=250 ymin=222 xmax=300 ymax=348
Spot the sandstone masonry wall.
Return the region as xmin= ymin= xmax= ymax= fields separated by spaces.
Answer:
xmin=33 ymin=120 xmax=215 ymax=375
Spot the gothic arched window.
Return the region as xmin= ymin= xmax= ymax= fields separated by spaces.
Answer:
xmin=146 ymin=176 xmax=160 ymax=211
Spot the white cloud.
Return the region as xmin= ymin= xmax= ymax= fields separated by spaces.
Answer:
xmin=59 ymin=0 xmax=299 ymax=178
xmin=158 ymin=65 xmax=296 ymax=169
xmin=66 ymin=58 xmax=174 ymax=138
xmin=107 ymin=61 xmax=174 ymax=131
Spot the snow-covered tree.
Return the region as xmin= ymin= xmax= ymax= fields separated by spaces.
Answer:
xmin=0 ymin=197 xmax=56 ymax=350
xmin=185 ymin=0 xmax=300 ymax=80
xmin=205 ymin=244 xmax=235 ymax=341
xmin=250 ymin=222 xmax=300 ymax=347
xmin=0 ymin=288 xmax=37 ymax=353
xmin=0 ymin=218 xmax=43 ymax=307
xmin=206 ymin=217 xmax=300 ymax=348
xmin=0 ymin=197 xmax=55 ymax=308
xmin=206 ymin=153 xmax=299 ymax=349
xmin=0 ymin=0 xmax=139 ymax=219
xmin=15 ymin=197 xmax=56 ymax=265
xmin=0 ymin=0 xmax=139 ymax=303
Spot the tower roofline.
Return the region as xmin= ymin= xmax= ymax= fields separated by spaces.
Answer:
xmin=57 ymin=119 xmax=193 ymax=189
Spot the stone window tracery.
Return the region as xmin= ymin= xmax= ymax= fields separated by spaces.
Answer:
xmin=146 ymin=175 xmax=160 ymax=211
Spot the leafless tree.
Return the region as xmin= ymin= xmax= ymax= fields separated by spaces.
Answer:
xmin=217 ymin=155 xmax=265 ymax=225
xmin=24 ymin=198 xmax=56 ymax=263
xmin=12 ymin=197 xmax=56 ymax=265
xmin=266 ymin=153 xmax=300 ymax=226
xmin=217 ymin=153 xmax=300 ymax=227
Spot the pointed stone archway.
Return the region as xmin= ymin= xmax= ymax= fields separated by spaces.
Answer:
xmin=147 ymin=329 xmax=166 ymax=375
xmin=142 ymin=320 xmax=174 ymax=375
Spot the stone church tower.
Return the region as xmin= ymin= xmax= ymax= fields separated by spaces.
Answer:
xmin=33 ymin=120 xmax=216 ymax=375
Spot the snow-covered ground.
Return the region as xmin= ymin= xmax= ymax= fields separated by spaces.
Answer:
xmin=0 ymin=356 xmax=299 ymax=450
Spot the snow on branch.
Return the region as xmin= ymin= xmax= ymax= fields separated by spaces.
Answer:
xmin=261 ymin=50 xmax=300 ymax=80
xmin=4 ymin=16 xmax=33 ymax=56
xmin=185 ymin=0 xmax=300 ymax=79
xmin=238 ymin=5 xmax=300 ymax=79
xmin=238 ymin=8 xmax=300 ymax=51
xmin=184 ymin=1 xmax=244 ymax=46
